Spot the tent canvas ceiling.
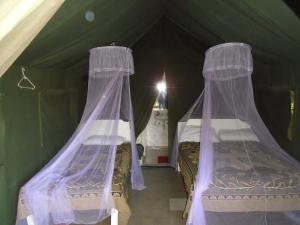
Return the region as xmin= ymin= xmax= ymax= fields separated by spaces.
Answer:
xmin=0 ymin=1 xmax=300 ymax=225
xmin=14 ymin=0 xmax=300 ymax=68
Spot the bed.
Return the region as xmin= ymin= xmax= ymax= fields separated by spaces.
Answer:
xmin=18 ymin=143 xmax=132 ymax=225
xmin=18 ymin=120 xmax=134 ymax=225
xmin=177 ymin=120 xmax=300 ymax=218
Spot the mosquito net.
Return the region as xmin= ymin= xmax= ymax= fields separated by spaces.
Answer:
xmin=16 ymin=46 xmax=145 ymax=225
xmin=172 ymin=43 xmax=300 ymax=225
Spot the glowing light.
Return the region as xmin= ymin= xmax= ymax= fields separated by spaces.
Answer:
xmin=156 ymin=81 xmax=166 ymax=93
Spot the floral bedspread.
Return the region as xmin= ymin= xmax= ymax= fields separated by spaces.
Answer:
xmin=179 ymin=141 xmax=300 ymax=212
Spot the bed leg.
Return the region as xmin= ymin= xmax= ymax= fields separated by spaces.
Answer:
xmin=26 ymin=215 xmax=68 ymax=225
xmin=177 ymin=163 xmax=181 ymax=172
xmin=111 ymin=208 xmax=119 ymax=225
xmin=26 ymin=215 xmax=35 ymax=225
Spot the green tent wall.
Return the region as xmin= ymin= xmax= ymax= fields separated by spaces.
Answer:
xmin=0 ymin=66 xmax=85 ymax=225
xmin=1 ymin=1 xmax=300 ymax=224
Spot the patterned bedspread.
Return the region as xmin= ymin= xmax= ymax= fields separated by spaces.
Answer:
xmin=18 ymin=143 xmax=132 ymax=219
xmin=179 ymin=141 xmax=300 ymax=212
xmin=65 ymin=143 xmax=131 ymax=198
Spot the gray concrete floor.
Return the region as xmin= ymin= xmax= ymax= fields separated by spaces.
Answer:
xmin=127 ymin=167 xmax=187 ymax=225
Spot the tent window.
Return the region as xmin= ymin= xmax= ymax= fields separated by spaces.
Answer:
xmin=154 ymin=93 xmax=168 ymax=110
xmin=137 ymin=77 xmax=169 ymax=165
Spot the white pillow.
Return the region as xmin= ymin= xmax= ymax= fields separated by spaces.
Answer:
xmin=183 ymin=119 xmax=251 ymax=133
xmin=81 ymin=120 xmax=131 ymax=142
xmin=218 ymin=128 xmax=259 ymax=142
xmin=83 ymin=135 xmax=125 ymax=145
xmin=180 ymin=126 xmax=220 ymax=143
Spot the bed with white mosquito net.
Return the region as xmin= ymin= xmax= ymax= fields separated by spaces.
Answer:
xmin=17 ymin=121 xmax=133 ymax=225
xmin=177 ymin=119 xmax=300 ymax=218
xmin=16 ymin=46 xmax=145 ymax=225
xmin=172 ymin=43 xmax=300 ymax=225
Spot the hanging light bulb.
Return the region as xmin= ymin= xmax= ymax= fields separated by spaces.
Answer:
xmin=156 ymin=81 xmax=166 ymax=93
xmin=157 ymin=72 xmax=166 ymax=93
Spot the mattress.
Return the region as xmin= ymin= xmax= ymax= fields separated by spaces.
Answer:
xmin=178 ymin=141 xmax=300 ymax=212
xmin=18 ymin=143 xmax=132 ymax=219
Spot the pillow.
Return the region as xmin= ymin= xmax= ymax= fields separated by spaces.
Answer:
xmin=212 ymin=119 xmax=251 ymax=133
xmin=81 ymin=120 xmax=131 ymax=142
xmin=218 ymin=128 xmax=259 ymax=142
xmin=83 ymin=135 xmax=125 ymax=145
xmin=180 ymin=126 xmax=220 ymax=143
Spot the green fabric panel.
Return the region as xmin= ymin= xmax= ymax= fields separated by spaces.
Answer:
xmin=0 ymin=66 xmax=84 ymax=225
xmin=39 ymin=90 xmax=73 ymax=159
xmin=292 ymin=67 xmax=300 ymax=160
xmin=16 ymin=0 xmax=163 ymax=69
xmin=131 ymin=86 xmax=158 ymax=136
xmin=165 ymin=0 xmax=300 ymax=63
xmin=0 ymin=79 xmax=7 ymax=225
xmin=4 ymin=83 xmax=43 ymax=225
xmin=296 ymin=88 xmax=300 ymax=159
xmin=0 ymin=80 xmax=4 ymax=165
xmin=256 ymin=87 xmax=291 ymax=148
xmin=163 ymin=21 xmax=206 ymax=157
xmin=259 ymin=64 xmax=300 ymax=159
xmin=0 ymin=166 xmax=7 ymax=225
xmin=69 ymin=90 xmax=81 ymax=129
xmin=131 ymin=21 xmax=165 ymax=135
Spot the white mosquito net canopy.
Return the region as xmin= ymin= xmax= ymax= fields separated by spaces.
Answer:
xmin=172 ymin=43 xmax=300 ymax=225
xmin=16 ymin=46 xmax=145 ymax=225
